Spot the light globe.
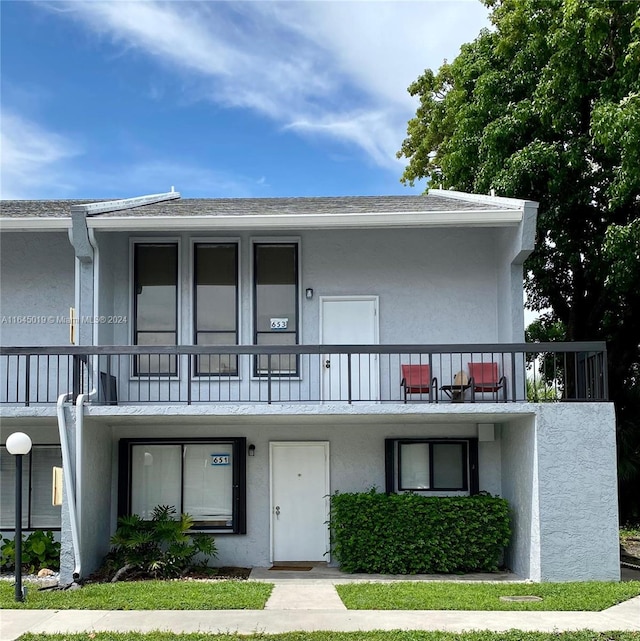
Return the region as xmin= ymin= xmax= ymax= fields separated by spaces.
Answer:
xmin=6 ymin=432 xmax=32 ymax=456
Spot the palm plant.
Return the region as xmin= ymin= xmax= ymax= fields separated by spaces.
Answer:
xmin=109 ymin=505 xmax=217 ymax=582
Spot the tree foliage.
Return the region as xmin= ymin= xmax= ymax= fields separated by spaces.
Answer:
xmin=398 ymin=0 xmax=640 ymax=519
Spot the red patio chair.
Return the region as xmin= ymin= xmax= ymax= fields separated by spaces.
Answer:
xmin=401 ymin=364 xmax=438 ymax=403
xmin=468 ymin=362 xmax=507 ymax=402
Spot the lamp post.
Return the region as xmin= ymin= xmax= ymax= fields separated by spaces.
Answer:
xmin=6 ymin=432 xmax=32 ymax=602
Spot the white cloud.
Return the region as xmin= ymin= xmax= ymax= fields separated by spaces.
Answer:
xmin=0 ymin=111 xmax=81 ymax=199
xmin=285 ymin=109 xmax=404 ymax=168
xmin=49 ymin=0 xmax=489 ymax=169
xmin=0 ymin=108 xmax=263 ymax=199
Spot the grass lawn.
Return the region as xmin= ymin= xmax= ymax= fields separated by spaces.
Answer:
xmin=16 ymin=632 xmax=640 ymax=641
xmin=0 ymin=579 xmax=273 ymax=610
xmin=336 ymin=581 xmax=640 ymax=611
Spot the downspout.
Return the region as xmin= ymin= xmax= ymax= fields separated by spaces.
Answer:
xmin=74 ymin=228 xmax=100 ymax=544
xmin=75 ymin=387 xmax=97 ymax=565
xmin=67 ymin=205 xmax=96 ymax=582
xmin=57 ymin=393 xmax=82 ymax=579
xmin=88 ymin=228 xmax=100 ymax=346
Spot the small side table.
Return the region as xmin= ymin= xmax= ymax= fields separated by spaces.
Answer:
xmin=440 ymin=383 xmax=471 ymax=402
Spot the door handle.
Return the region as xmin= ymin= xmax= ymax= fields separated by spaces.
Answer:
xmin=274 ymin=505 xmax=280 ymax=519
xmin=325 ymin=360 xmax=330 ymax=369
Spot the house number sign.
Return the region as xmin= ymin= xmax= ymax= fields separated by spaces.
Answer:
xmin=270 ymin=318 xmax=288 ymax=330
xmin=210 ymin=454 xmax=230 ymax=466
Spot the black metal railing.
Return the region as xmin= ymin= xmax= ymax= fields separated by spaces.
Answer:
xmin=0 ymin=342 xmax=608 ymax=406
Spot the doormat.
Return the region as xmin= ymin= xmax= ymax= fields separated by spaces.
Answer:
xmin=269 ymin=565 xmax=313 ymax=571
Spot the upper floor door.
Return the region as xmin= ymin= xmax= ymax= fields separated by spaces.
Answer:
xmin=320 ymin=296 xmax=379 ymax=402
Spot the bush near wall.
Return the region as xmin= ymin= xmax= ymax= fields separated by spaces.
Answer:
xmin=329 ymin=490 xmax=511 ymax=574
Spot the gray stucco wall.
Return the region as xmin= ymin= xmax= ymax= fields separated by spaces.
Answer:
xmin=108 ymin=418 xmax=494 ymax=569
xmin=535 ymin=403 xmax=619 ymax=581
xmin=95 ymin=227 xmax=505 ymax=348
xmin=500 ymin=404 xmax=619 ymax=582
xmin=18 ymin=401 xmax=618 ymax=581
xmin=59 ymin=405 xmax=76 ymax=584
xmin=0 ymin=233 xmax=75 ymax=345
xmin=80 ymin=419 xmax=113 ymax=577
xmin=94 ymin=232 xmax=128 ymax=345
xmin=0 ymin=421 xmax=60 ymax=446
xmin=500 ymin=415 xmax=539 ymax=581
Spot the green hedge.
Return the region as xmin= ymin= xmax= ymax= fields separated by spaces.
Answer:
xmin=329 ymin=490 xmax=511 ymax=574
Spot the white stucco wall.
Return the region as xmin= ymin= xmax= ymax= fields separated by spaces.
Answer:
xmin=0 ymin=233 xmax=75 ymax=345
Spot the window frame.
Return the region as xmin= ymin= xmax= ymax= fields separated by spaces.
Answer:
xmin=118 ymin=437 xmax=247 ymax=534
xmin=250 ymin=238 xmax=301 ymax=378
xmin=0 ymin=443 xmax=62 ymax=530
xmin=191 ymin=239 xmax=241 ymax=377
xmin=130 ymin=239 xmax=181 ymax=377
xmin=385 ymin=438 xmax=479 ymax=495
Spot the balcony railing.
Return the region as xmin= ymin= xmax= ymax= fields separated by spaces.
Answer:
xmin=0 ymin=342 xmax=607 ymax=406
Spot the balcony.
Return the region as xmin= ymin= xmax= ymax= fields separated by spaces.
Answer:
xmin=0 ymin=343 xmax=608 ymax=407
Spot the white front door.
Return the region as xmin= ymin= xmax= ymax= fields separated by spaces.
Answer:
xmin=270 ymin=442 xmax=330 ymax=562
xmin=320 ymin=296 xmax=379 ymax=401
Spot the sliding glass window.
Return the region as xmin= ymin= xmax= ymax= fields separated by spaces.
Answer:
xmin=133 ymin=243 xmax=178 ymax=375
xmin=122 ymin=438 xmax=247 ymax=533
xmin=253 ymin=242 xmax=299 ymax=375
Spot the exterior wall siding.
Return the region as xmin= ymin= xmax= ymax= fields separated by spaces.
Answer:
xmin=108 ymin=419 xmax=493 ymax=569
xmin=0 ymin=233 xmax=74 ymax=346
xmin=80 ymin=420 xmax=113 ymax=579
xmin=500 ymin=415 xmax=539 ymax=581
xmin=535 ymin=403 xmax=619 ymax=581
xmin=95 ymin=227 xmax=503 ymax=348
xmin=1 ymin=205 xmax=619 ymax=584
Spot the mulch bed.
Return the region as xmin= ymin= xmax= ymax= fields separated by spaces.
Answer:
xmin=621 ymin=538 xmax=640 ymax=567
xmin=85 ymin=565 xmax=251 ymax=584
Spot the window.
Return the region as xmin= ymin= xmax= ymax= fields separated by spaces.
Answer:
xmin=385 ymin=438 xmax=478 ymax=494
xmin=119 ymin=438 xmax=246 ymax=533
xmin=0 ymin=445 xmax=62 ymax=529
xmin=133 ymin=243 xmax=178 ymax=375
xmin=194 ymin=243 xmax=239 ymax=375
xmin=253 ymin=242 xmax=299 ymax=375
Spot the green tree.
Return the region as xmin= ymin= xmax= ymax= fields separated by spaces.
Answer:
xmin=398 ymin=0 xmax=640 ymax=519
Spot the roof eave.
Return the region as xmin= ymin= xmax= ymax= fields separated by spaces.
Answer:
xmin=430 ymin=188 xmax=539 ymax=211
xmin=0 ymin=218 xmax=71 ymax=231
xmin=86 ymin=209 xmax=523 ymax=231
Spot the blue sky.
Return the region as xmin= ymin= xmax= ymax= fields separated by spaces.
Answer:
xmin=1 ymin=1 xmax=490 ymax=200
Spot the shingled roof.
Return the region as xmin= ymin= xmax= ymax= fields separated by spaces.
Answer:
xmin=1 ymin=191 xmax=539 ymax=234
xmin=1 ymin=193 xmax=517 ymax=219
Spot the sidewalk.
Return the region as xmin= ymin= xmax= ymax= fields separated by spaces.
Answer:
xmin=1 ymin=567 xmax=639 ymax=640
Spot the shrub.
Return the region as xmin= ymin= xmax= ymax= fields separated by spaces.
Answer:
xmin=527 ymin=377 xmax=561 ymax=402
xmin=329 ymin=490 xmax=510 ymax=574
xmin=0 ymin=530 xmax=61 ymax=573
xmin=108 ymin=504 xmax=217 ymax=581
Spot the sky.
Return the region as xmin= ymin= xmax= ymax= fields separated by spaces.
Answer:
xmin=1 ymin=1 xmax=490 ymax=200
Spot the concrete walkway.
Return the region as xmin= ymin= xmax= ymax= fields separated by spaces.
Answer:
xmin=1 ymin=567 xmax=639 ymax=640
